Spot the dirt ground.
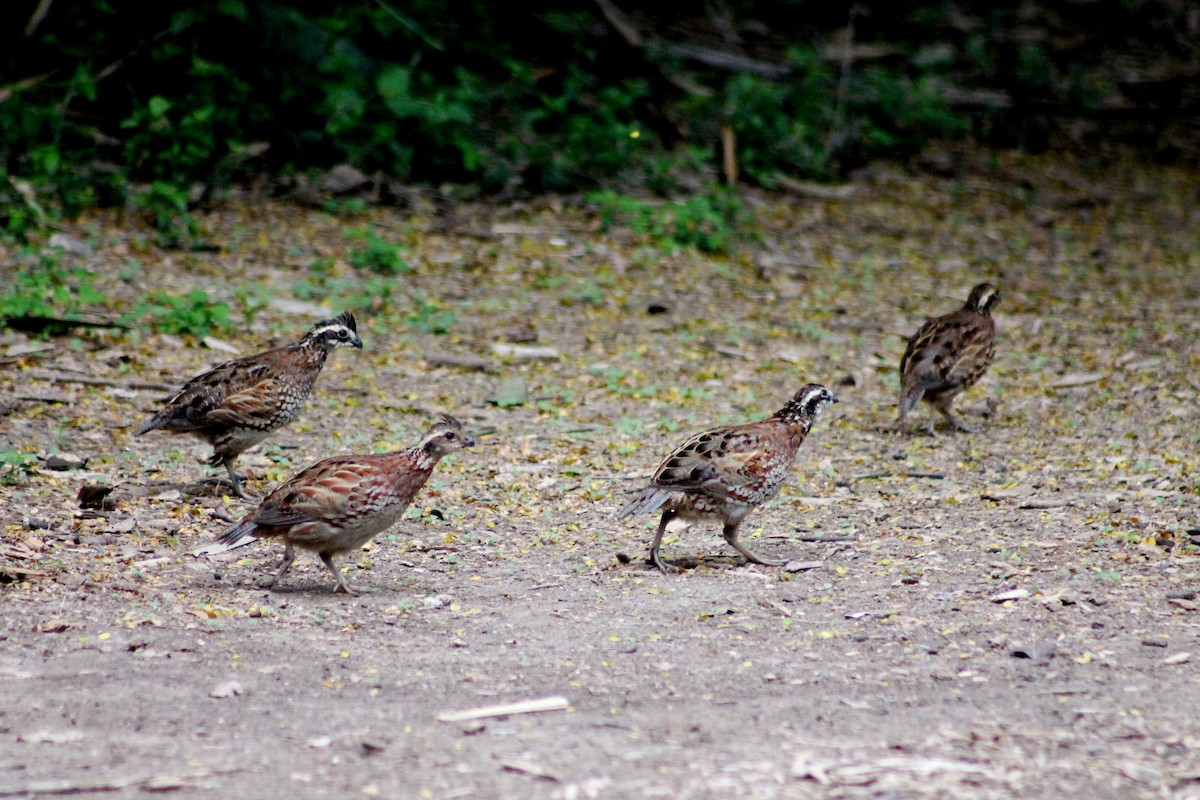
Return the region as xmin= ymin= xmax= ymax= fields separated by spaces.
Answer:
xmin=2 ymin=151 xmax=1199 ymax=799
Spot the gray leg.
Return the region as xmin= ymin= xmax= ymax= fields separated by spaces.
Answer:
xmin=936 ymin=399 xmax=977 ymax=433
xmin=723 ymin=521 xmax=785 ymax=567
xmin=264 ymin=540 xmax=295 ymax=589
xmin=222 ymin=457 xmax=250 ymax=499
xmin=649 ymin=510 xmax=676 ymax=574
xmin=320 ymin=551 xmax=356 ymax=595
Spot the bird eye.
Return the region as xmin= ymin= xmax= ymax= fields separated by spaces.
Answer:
xmin=444 ymin=431 xmax=456 ymax=440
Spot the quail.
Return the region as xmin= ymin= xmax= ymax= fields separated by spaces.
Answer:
xmin=195 ymin=415 xmax=475 ymax=594
xmin=619 ymin=384 xmax=838 ymax=573
xmin=898 ymin=283 xmax=999 ymax=433
xmin=135 ymin=311 xmax=362 ymax=497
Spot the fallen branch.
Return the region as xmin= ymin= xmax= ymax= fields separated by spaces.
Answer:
xmin=436 ymin=696 xmax=570 ymax=723
xmin=423 ymin=351 xmax=497 ymax=372
xmin=27 ymin=369 xmax=176 ymax=392
xmin=792 ymin=535 xmax=856 ymax=543
xmin=0 ymin=767 xmax=240 ymax=797
xmin=852 ymin=471 xmax=945 ymax=481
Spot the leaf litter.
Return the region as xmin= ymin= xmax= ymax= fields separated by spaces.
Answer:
xmin=1 ymin=152 xmax=1199 ymax=797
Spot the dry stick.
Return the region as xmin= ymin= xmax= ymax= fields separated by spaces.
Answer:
xmin=792 ymin=535 xmax=855 ymax=542
xmin=591 ymin=0 xmax=713 ymax=97
xmin=0 ymin=767 xmax=240 ymax=797
xmin=823 ymin=11 xmax=856 ymax=164
xmin=722 ymin=125 xmax=738 ymax=186
xmin=852 ymin=472 xmax=945 ymax=481
xmin=22 ymin=0 xmax=53 ymax=37
xmin=27 ymin=369 xmax=176 ymax=392
xmin=436 ymin=696 xmax=569 ymax=723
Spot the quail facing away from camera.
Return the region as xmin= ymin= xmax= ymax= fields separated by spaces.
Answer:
xmin=195 ymin=415 xmax=474 ymax=594
xmin=898 ymin=283 xmax=999 ymax=434
xmin=619 ymin=384 xmax=838 ymax=574
xmin=135 ymin=311 xmax=362 ymax=497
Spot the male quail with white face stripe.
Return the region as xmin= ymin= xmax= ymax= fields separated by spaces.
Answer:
xmin=619 ymin=384 xmax=838 ymax=573
xmin=135 ymin=311 xmax=362 ymax=497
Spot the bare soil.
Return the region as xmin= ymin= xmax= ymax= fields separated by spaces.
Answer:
xmin=2 ymin=152 xmax=1199 ymax=799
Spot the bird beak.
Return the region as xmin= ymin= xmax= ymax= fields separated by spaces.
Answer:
xmin=464 ymin=437 xmax=476 ymax=448
xmin=351 ymin=337 xmax=363 ymax=349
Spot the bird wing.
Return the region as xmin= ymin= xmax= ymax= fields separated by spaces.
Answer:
xmin=204 ymin=374 xmax=280 ymax=430
xmin=902 ymin=312 xmax=981 ymax=391
xmin=137 ymin=356 xmax=273 ymax=433
xmin=649 ymin=425 xmax=773 ymax=500
xmin=250 ymin=456 xmax=374 ymax=528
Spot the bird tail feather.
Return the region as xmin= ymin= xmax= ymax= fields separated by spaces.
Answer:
xmin=618 ymin=487 xmax=670 ymax=519
xmin=898 ymin=388 xmax=925 ymax=420
xmin=193 ymin=519 xmax=259 ymax=556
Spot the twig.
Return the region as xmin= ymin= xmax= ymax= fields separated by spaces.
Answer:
xmin=423 ymin=352 xmax=497 ymax=372
xmin=23 ymin=0 xmax=54 ymax=37
xmin=852 ymin=472 xmax=944 ymax=481
xmin=769 ymin=175 xmax=856 ymax=200
xmin=0 ymin=767 xmax=240 ymax=797
xmin=592 ymin=0 xmax=714 ymax=96
xmin=660 ymin=42 xmax=790 ymax=78
xmin=722 ymin=125 xmax=738 ymax=185
xmin=793 ymin=535 xmax=855 ymax=542
xmin=593 ymin=0 xmax=642 ymax=46
xmin=27 ymin=369 xmax=176 ymax=392
xmin=823 ymin=13 xmax=856 ymax=164
xmin=0 ymin=71 xmax=56 ymax=104
xmin=436 ymin=696 xmax=569 ymax=723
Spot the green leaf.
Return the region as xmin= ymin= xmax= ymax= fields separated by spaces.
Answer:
xmin=488 ymin=376 xmax=528 ymax=408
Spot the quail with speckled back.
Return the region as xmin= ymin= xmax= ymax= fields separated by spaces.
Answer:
xmin=898 ymin=284 xmax=999 ymax=433
xmin=195 ymin=416 xmax=474 ymax=594
xmin=619 ymin=384 xmax=838 ymax=573
xmin=135 ymin=312 xmax=362 ymax=497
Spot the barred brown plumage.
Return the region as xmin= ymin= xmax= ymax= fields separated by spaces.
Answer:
xmin=134 ymin=311 xmax=362 ymax=497
xmin=195 ymin=415 xmax=474 ymax=594
xmin=898 ymin=283 xmax=999 ymax=434
xmin=619 ymin=384 xmax=838 ymax=574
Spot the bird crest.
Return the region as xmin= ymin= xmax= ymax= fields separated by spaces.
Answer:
xmin=302 ymin=311 xmax=362 ymax=350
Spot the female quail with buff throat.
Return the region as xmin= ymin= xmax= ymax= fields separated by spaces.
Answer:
xmin=196 ymin=415 xmax=474 ymax=594
xmin=898 ymin=283 xmax=999 ymax=433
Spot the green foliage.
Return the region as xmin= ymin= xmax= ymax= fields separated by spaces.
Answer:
xmin=348 ymin=226 xmax=409 ymax=274
xmin=0 ymin=250 xmax=106 ymax=324
xmin=591 ymin=189 xmax=746 ymax=253
xmin=406 ymin=296 xmax=455 ymax=334
xmin=0 ymin=0 xmax=1164 ymax=219
xmin=132 ymin=181 xmax=198 ymax=247
xmin=121 ymin=290 xmax=233 ymax=339
xmin=0 ymin=449 xmax=37 ymax=484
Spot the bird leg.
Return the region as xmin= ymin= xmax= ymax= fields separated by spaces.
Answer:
xmin=221 ymin=457 xmax=251 ymax=499
xmin=936 ymin=399 xmax=977 ymax=433
xmin=321 ymin=551 xmax=357 ymax=595
xmin=723 ymin=521 xmax=785 ymax=567
xmin=263 ymin=539 xmax=295 ymax=590
xmin=648 ymin=510 xmax=677 ymax=574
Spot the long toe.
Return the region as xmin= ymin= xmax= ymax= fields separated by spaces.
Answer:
xmin=649 ymin=550 xmax=673 ymax=575
xmin=744 ymin=553 xmax=787 ymax=567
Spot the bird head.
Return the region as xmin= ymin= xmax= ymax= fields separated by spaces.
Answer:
xmin=777 ymin=383 xmax=838 ymax=423
xmin=964 ymin=284 xmax=1000 ymax=314
xmin=420 ymin=415 xmax=476 ymax=458
xmin=304 ymin=311 xmax=363 ymax=350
